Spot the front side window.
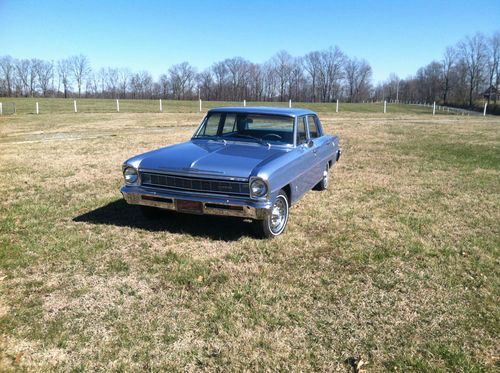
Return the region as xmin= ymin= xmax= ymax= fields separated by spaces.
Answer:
xmin=221 ymin=114 xmax=237 ymax=134
xmin=297 ymin=116 xmax=308 ymax=145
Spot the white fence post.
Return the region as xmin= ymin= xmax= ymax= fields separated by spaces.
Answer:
xmin=483 ymin=102 xmax=487 ymax=116
xmin=74 ymin=100 xmax=77 ymax=113
xmin=383 ymin=100 xmax=387 ymax=113
xmin=199 ymin=99 xmax=202 ymax=112
xmin=0 ymin=102 xmax=2 ymax=115
xmin=289 ymin=99 xmax=292 ymax=108
xmin=116 ymin=99 xmax=120 ymax=112
xmin=336 ymin=99 xmax=339 ymax=113
xmin=243 ymin=99 xmax=246 ymax=107
xmin=433 ymin=101 xmax=436 ymax=115
xmin=159 ymin=99 xmax=163 ymax=112
xmin=36 ymin=101 xmax=39 ymax=114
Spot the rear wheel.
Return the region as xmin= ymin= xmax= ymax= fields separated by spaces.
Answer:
xmin=254 ymin=190 xmax=289 ymax=238
xmin=314 ymin=163 xmax=330 ymax=191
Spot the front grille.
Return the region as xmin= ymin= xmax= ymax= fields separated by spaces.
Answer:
xmin=140 ymin=172 xmax=250 ymax=197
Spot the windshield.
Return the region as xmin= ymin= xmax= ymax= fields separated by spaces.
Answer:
xmin=193 ymin=112 xmax=295 ymax=145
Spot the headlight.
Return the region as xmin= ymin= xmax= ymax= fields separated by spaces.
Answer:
xmin=123 ymin=167 xmax=138 ymax=184
xmin=250 ymin=178 xmax=268 ymax=198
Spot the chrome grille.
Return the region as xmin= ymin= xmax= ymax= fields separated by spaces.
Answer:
xmin=140 ymin=172 xmax=250 ymax=196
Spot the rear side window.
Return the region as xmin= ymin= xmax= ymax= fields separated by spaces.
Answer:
xmin=297 ymin=117 xmax=308 ymax=144
xmin=307 ymin=115 xmax=319 ymax=138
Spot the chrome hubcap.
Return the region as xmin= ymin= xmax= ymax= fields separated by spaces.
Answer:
xmin=270 ymin=197 xmax=287 ymax=234
xmin=323 ymin=166 xmax=329 ymax=187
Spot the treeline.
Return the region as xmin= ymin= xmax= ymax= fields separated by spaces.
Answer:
xmin=0 ymin=30 xmax=498 ymax=112
xmin=0 ymin=47 xmax=372 ymax=103
xmin=376 ymin=31 xmax=499 ymax=113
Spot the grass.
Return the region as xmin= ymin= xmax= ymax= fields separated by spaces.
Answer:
xmin=0 ymin=104 xmax=498 ymax=372
xmin=0 ymin=97 xmax=454 ymax=116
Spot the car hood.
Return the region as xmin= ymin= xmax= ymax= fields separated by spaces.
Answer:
xmin=131 ymin=140 xmax=289 ymax=179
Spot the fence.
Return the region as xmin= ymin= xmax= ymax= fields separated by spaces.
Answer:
xmin=0 ymin=102 xmax=16 ymax=115
xmin=0 ymin=98 xmax=253 ymax=115
xmin=403 ymin=101 xmax=483 ymax=116
xmin=0 ymin=98 xmax=492 ymax=116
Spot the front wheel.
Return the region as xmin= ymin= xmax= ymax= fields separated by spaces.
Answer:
xmin=254 ymin=190 xmax=289 ymax=238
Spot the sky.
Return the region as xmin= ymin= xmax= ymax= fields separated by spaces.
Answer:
xmin=1 ymin=0 xmax=499 ymax=83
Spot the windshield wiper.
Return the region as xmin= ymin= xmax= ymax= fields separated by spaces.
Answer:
xmin=193 ymin=135 xmax=222 ymax=140
xmin=227 ymin=133 xmax=270 ymax=146
xmin=192 ymin=135 xmax=229 ymax=145
xmin=192 ymin=135 xmax=213 ymax=139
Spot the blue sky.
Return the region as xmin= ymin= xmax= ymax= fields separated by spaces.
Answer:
xmin=1 ymin=0 xmax=499 ymax=83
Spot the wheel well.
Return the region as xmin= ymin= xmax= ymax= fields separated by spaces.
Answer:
xmin=282 ymin=184 xmax=292 ymax=203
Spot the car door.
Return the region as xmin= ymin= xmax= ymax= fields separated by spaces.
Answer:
xmin=306 ymin=115 xmax=325 ymax=183
xmin=293 ymin=116 xmax=317 ymax=196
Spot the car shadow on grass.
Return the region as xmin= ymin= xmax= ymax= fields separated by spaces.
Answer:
xmin=73 ymin=199 xmax=257 ymax=241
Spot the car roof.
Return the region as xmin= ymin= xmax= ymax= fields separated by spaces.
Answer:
xmin=207 ymin=106 xmax=316 ymax=117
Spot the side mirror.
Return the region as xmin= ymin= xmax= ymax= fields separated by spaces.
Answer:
xmin=307 ymin=139 xmax=314 ymax=148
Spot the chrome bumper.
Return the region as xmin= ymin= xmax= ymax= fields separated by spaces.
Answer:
xmin=120 ymin=185 xmax=271 ymax=220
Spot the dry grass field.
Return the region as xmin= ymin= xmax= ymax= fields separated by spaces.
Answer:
xmin=0 ymin=107 xmax=498 ymax=372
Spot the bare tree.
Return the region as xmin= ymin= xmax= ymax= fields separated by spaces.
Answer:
xmin=197 ymin=70 xmax=213 ymax=99
xmin=159 ymin=73 xmax=169 ymax=98
xmin=496 ymin=34 xmax=500 ymax=104
xmin=97 ymin=68 xmax=108 ymax=96
xmin=129 ymin=72 xmax=141 ymax=99
xmin=105 ymin=68 xmax=119 ymax=97
xmin=486 ymin=32 xmax=500 ymax=104
xmin=441 ymin=47 xmax=456 ymax=104
xmin=130 ymin=71 xmax=153 ymax=99
xmin=117 ymin=68 xmax=131 ymax=98
xmin=57 ymin=59 xmax=72 ymax=98
xmin=211 ymin=61 xmax=228 ymax=100
xmin=168 ymin=62 xmax=196 ymax=100
xmin=247 ymin=63 xmax=264 ymax=101
xmin=34 ymin=60 xmax=54 ymax=96
xmin=303 ymin=51 xmax=322 ymax=102
xmin=140 ymin=71 xmax=153 ymax=98
xmin=262 ymin=61 xmax=278 ymax=101
xmin=452 ymin=59 xmax=470 ymax=105
xmin=0 ymin=56 xmax=15 ymax=96
xmin=344 ymin=57 xmax=372 ymax=102
xmin=458 ymin=33 xmax=488 ymax=107
xmin=419 ymin=61 xmax=443 ymax=103
xmin=318 ymin=46 xmax=345 ymax=102
xmin=69 ymin=55 xmax=91 ymax=97
xmin=288 ymin=57 xmax=305 ymax=101
xmin=86 ymin=71 xmax=99 ymax=97
xmin=271 ymin=51 xmax=293 ymax=101
xmin=383 ymin=73 xmax=400 ymax=101
xmin=15 ymin=59 xmax=33 ymax=96
xmin=225 ymin=57 xmax=250 ymax=100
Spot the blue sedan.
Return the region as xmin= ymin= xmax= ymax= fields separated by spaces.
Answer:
xmin=121 ymin=107 xmax=341 ymax=237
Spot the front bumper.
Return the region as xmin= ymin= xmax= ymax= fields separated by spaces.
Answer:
xmin=120 ymin=185 xmax=272 ymax=220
